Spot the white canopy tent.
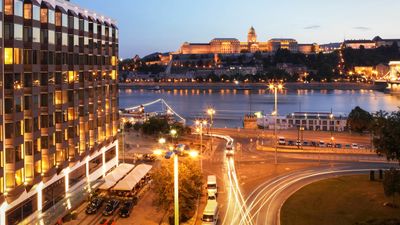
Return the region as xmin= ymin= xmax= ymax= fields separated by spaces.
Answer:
xmin=112 ymin=164 xmax=153 ymax=191
xmin=98 ymin=163 xmax=135 ymax=190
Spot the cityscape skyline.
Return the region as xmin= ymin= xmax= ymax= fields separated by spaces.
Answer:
xmin=74 ymin=0 xmax=400 ymax=58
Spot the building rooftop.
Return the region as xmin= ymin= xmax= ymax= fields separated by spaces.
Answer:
xmin=43 ymin=0 xmax=116 ymax=25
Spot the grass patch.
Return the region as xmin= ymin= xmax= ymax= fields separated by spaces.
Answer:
xmin=281 ymin=175 xmax=400 ymax=225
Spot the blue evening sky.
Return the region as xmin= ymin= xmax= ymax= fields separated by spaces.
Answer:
xmin=73 ymin=0 xmax=400 ymax=58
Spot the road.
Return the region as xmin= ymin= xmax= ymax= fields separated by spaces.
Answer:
xmin=203 ymin=130 xmax=399 ymax=225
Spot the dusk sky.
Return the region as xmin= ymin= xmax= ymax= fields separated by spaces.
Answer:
xmin=73 ymin=0 xmax=400 ymax=58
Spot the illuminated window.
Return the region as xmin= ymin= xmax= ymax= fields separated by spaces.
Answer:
xmin=15 ymin=168 xmax=24 ymax=186
xmin=111 ymin=56 xmax=117 ymax=66
xmin=40 ymin=8 xmax=48 ymax=23
xmin=111 ymin=70 xmax=117 ymax=80
xmin=14 ymin=48 xmax=22 ymax=64
xmin=5 ymin=48 xmax=13 ymax=64
xmin=24 ymin=3 xmax=32 ymax=19
xmin=5 ymin=0 xmax=13 ymax=15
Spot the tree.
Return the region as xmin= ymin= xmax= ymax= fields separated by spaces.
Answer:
xmin=372 ymin=110 xmax=400 ymax=162
xmin=347 ymin=106 xmax=373 ymax=133
xmin=383 ymin=168 xmax=400 ymax=206
xmin=152 ymin=159 xmax=203 ymax=223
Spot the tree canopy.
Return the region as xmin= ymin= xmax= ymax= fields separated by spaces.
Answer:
xmin=371 ymin=110 xmax=400 ymax=162
xmin=152 ymin=159 xmax=203 ymax=223
xmin=347 ymin=106 xmax=373 ymax=133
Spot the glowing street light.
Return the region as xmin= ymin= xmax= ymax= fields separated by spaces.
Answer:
xmin=158 ymin=138 xmax=166 ymax=145
xmin=268 ymin=81 xmax=284 ymax=164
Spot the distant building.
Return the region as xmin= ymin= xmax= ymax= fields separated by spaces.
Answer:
xmin=269 ymin=38 xmax=299 ymax=52
xmin=373 ymin=36 xmax=400 ymax=48
xmin=276 ymin=63 xmax=308 ymax=76
xmin=176 ymin=27 xmax=318 ymax=55
xmin=298 ymin=43 xmax=320 ymax=54
xmin=258 ymin=112 xmax=348 ymax=132
xmin=343 ymin=40 xmax=376 ymax=49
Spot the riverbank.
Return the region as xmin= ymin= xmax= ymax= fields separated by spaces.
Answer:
xmin=119 ymin=82 xmax=388 ymax=91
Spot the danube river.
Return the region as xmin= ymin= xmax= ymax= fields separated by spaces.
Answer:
xmin=119 ymin=88 xmax=400 ymax=128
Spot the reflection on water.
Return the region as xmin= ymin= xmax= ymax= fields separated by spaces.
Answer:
xmin=119 ymin=88 xmax=400 ymax=128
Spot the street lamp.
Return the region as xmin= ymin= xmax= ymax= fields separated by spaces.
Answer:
xmin=269 ymin=82 xmax=284 ymax=164
xmin=195 ymin=120 xmax=207 ymax=172
xmin=170 ymin=129 xmax=177 ymax=144
xmin=164 ymin=147 xmax=198 ymax=225
xmin=207 ymin=108 xmax=216 ymax=151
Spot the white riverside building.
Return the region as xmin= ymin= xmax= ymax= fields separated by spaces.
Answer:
xmin=257 ymin=112 xmax=348 ymax=132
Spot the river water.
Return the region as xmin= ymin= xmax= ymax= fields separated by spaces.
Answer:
xmin=119 ymin=88 xmax=400 ymax=128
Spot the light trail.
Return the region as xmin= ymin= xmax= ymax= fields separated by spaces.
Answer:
xmin=207 ymin=133 xmax=254 ymax=225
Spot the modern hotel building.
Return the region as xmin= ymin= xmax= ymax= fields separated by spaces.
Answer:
xmin=0 ymin=0 xmax=119 ymax=224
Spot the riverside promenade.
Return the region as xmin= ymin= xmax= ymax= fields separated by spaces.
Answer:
xmin=119 ymin=82 xmax=387 ymax=91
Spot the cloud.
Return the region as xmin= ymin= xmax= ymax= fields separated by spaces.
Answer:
xmin=353 ymin=26 xmax=371 ymax=30
xmin=304 ymin=25 xmax=320 ymax=30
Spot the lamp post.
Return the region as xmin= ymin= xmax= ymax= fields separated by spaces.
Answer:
xmin=269 ymin=82 xmax=284 ymax=164
xmin=159 ymin=143 xmax=199 ymax=225
xmin=195 ymin=120 xmax=207 ymax=172
xmin=329 ymin=113 xmax=334 ymax=149
xmin=207 ymin=108 xmax=215 ymax=151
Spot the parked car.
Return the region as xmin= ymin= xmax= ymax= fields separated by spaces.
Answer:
xmin=296 ymin=140 xmax=302 ymax=146
xmin=327 ymin=143 xmax=333 ymax=148
xmin=288 ymin=140 xmax=295 ymax=146
xmin=345 ymin=144 xmax=351 ymax=149
xmin=103 ymin=199 xmax=120 ymax=216
xmin=311 ymin=141 xmax=317 ymax=147
xmin=335 ymin=144 xmax=342 ymax=148
xmin=352 ymin=143 xmax=359 ymax=149
xmin=359 ymin=144 xmax=365 ymax=149
xmin=86 ymin=198 xmax=104 ymax=214
xmin=119 ymin=201 xmax=134 ymax=218
xmin=303 ymin=141 xmax=309 ymax=146
xmin=319 ymin=141 xmax=325 ymax=147
xmin=278 ymin=137 xmax=286 ymax=145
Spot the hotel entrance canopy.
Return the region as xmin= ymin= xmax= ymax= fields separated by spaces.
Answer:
xmin=112 ymin=164 xmax=152 ymax=191
xmin=99 ymin=163 xmax=135 ymax=190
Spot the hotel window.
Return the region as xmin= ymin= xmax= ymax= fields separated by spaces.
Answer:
xmin=5 ymin=48 xmax=13 ymax=64
xmin=15 ymin=97 xmax=22 ymax=112
xmin=55 ymin=11 xmax=62 ymax=26
xmin=84 ymin=20 xmax=89 ymax=32
xmin=24 ymin=3 xmax=32 ymax=19
xmin=40 ymin=8 xmax=48 ymax=23
xmin=62 ymin=13 xmax=68 ymax=27
xmin=25 ymin=141 xmax=33 ymax=156
xmin=48 ymin=9 xmax=55 ymax=24
xmin=5 ymin=0 xmax=13 ymax=15
xmin=14 ymin=0 xmax=23 ymax=16
xmin=74 ymin=17 xmax=79 ymax=29
xmin=23 ymin=26 xmax=32 ymax=42
xmin=32 ymin=5 xmax=40 ymax=20
xmin=14 ymin=24 xmax=23 ymax=41
xmin=25 ymin=118 xmax=32 ymax=133
xmin=4 ymin=23 xmax=12 ymax=40
xmin=49 ymin=30 xmax=55 ymax=44
xmin=32 ymin=27 xmax=40 ymax=43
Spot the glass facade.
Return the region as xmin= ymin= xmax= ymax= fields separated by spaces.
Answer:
xmin=0 ymin=0 xmax=119 ymax=224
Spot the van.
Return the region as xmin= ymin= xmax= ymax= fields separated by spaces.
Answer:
xmin=207 ymin=175 xmax=218 ymax=196
xmin=225 ymin=142 xmax=235 ymax=156
xmin=202 ymin=201 xmax=219 ymax=225
xmin=278 ymin=137 xmax=286 ymax=145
